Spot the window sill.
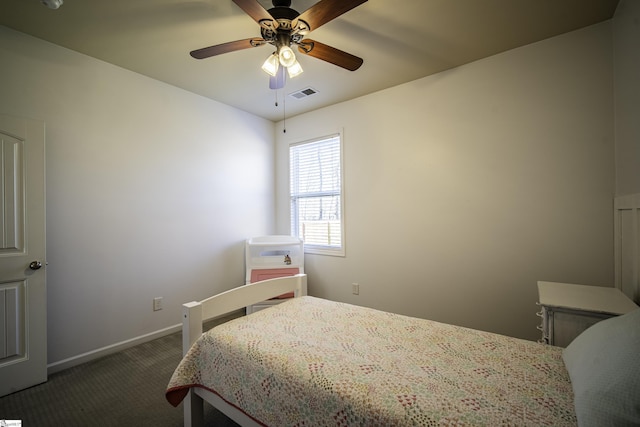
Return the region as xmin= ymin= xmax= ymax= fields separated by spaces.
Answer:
xmin=304 ymin=246 xmax=345 ymax=257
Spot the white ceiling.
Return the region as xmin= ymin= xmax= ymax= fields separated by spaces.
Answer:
xmin=0 ymin=0 xmax=619 ymax=122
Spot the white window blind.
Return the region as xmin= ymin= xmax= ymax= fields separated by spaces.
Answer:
xmin=290 ymin=134 xmax=344 ymax=255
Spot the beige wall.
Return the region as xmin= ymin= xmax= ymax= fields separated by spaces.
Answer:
xmin=275 ymin=22 xmax=615 ymax=341
xmin=0 ymin=26 xmax=275 ymax=366
xmin=614 ymin=0 xmax=640 ymax=196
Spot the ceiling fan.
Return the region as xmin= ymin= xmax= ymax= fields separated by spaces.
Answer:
xmin=190 ymin=0 xmax=367 ymax=89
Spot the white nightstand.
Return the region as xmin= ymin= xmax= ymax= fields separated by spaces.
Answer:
xmin=536 ymin=281 xmax=638 ymax=347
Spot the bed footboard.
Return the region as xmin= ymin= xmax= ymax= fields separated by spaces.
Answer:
xmin=181 ymin=273 xmax=307 ymax=427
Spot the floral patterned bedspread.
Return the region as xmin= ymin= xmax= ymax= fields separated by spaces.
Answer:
xmin=166 ymin=296 xmax=576 ymax=426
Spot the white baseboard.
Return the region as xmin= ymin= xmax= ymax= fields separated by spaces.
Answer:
xmin=46 ymin=308 xmax=245 ymax=375
xmin=47 ymin=323 xmax=182 ymax=375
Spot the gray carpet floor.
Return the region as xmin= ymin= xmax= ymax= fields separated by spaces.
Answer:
xmin=0 ymin=316 xmax=242 ymax=427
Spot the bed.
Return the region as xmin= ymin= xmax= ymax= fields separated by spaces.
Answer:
xmin=166 ymin=274 xmax=640 ymax=427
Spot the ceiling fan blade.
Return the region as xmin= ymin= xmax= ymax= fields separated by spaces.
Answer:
xmin=232 ymin=0 xmax=278 ymax=31
xmin=297 ymin=39 xmax=363 ymax=71
xmin=293 ymin=0 xmax=367 ymax=33
xmin=190 ymin=38 xmax=266 ymax=59
xmin=269 ymin=66 xmax=286 ymax=90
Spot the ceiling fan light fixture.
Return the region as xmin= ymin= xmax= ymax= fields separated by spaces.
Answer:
xmin=261 ymin=53 xmax=280 ymax=76
xmin=278 ymin=45 xmax=296 ymax=68
xmin=190 ymin=0 xmax=368 ymax=90
xmin=287 ymin=60 xmax=303 ymax=78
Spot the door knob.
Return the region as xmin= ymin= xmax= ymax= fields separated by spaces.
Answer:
xmin=29 ymin=261 xmax=43 ymax=270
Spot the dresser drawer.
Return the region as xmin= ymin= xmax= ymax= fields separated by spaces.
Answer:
xmin=540 ymin=306 xmax=614 ymax=347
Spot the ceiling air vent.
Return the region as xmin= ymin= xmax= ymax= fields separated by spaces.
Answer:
xmin=289 ymin=87 xmax=318 ymax=100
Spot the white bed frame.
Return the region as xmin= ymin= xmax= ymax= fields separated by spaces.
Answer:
xmin=180 ymin=274 xmax=308 ymax=427
xmin=614 ymin=192 xmax=640 ymax=303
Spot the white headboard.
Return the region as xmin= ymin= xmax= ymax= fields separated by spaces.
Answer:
xmin=614 ymin=193 xmax=640 ymax=303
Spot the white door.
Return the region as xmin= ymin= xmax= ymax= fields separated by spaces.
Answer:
xmin=0 ymin=114 xmax=46 ymax=397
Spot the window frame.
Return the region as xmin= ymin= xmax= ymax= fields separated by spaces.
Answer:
xmin=289 ymin=132 xmax=345 ymax=257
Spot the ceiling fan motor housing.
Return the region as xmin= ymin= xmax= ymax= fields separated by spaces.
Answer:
xmin=268 ymin=5 xmax=299 ymax=20
xmin=261 ymin=11 xmax=305 ymax=47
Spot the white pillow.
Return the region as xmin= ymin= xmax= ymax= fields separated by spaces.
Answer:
xmin=562 ymin=308 xmax=640 ymax=426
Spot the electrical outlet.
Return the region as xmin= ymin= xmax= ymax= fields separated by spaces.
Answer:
xmin=352 ymin=283 xmax=359 ymax=295
xmin=153 ymin=297 xmax=163 ymax=311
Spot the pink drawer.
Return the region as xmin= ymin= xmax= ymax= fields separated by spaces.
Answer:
xmin=250 ymin=268 xmax=299 ymax=298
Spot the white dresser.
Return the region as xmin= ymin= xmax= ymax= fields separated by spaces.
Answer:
xmin=245 ymin=235 xmax=305 ymax=314
xmin=537 ymin=281 xmax=638 ymax=347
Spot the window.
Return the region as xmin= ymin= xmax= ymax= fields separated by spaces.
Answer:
xmin=290 ymin=134 xmax=344 ymax=256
